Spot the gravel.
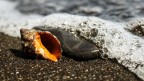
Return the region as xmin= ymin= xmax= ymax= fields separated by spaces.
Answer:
xmin=0 ymin=33 xmax=142 ymax=81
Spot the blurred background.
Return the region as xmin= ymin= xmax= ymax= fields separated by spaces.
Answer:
xmin=10 ymin=0 xmax=144 ymax=21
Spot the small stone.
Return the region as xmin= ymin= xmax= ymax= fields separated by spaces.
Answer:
xmin=62 ymin=75 xmax=70 ymax=79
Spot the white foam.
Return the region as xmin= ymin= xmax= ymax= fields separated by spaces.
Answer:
xmin=0 ymin=0 xmax=44 ymax=37
xmin=42 ymin=13 xmax=144 ymax=80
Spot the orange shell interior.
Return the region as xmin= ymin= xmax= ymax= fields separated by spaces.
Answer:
xmin=33 ymin=32 xmax=61 ymax=62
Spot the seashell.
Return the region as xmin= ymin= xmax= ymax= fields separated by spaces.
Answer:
xmin=20 ymin=28 xmax=62 ymax=62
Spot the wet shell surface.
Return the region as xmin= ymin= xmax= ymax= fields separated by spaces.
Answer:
xmin=20 ymin=28 xmax=62 ymax=62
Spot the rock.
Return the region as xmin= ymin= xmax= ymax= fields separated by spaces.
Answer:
xmin=33 ymin=27 xmax=100 ymax=60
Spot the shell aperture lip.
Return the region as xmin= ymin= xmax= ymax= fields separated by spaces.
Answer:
xmin=20 ymin=28 xmax=62 ymax=62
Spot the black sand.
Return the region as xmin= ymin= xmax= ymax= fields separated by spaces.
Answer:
xmin=0 ymin=33 xmax=142 ymax=81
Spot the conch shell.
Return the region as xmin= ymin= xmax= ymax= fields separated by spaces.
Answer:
xmin=20 ymin=28 xmax=62 ymax=62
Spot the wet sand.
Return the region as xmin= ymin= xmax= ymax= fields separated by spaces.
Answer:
xmin=0 ymin=33 xmax=142 ymax=81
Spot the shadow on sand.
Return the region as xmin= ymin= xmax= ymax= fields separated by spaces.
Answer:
xmin=10 ymin=49 xmax=37 ymax=60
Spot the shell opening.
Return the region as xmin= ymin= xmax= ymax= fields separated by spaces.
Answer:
xmin=39 ymin=32 xmax=61 ymax=58
xmin=34 ymin=32 xmax=61 ymax=62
